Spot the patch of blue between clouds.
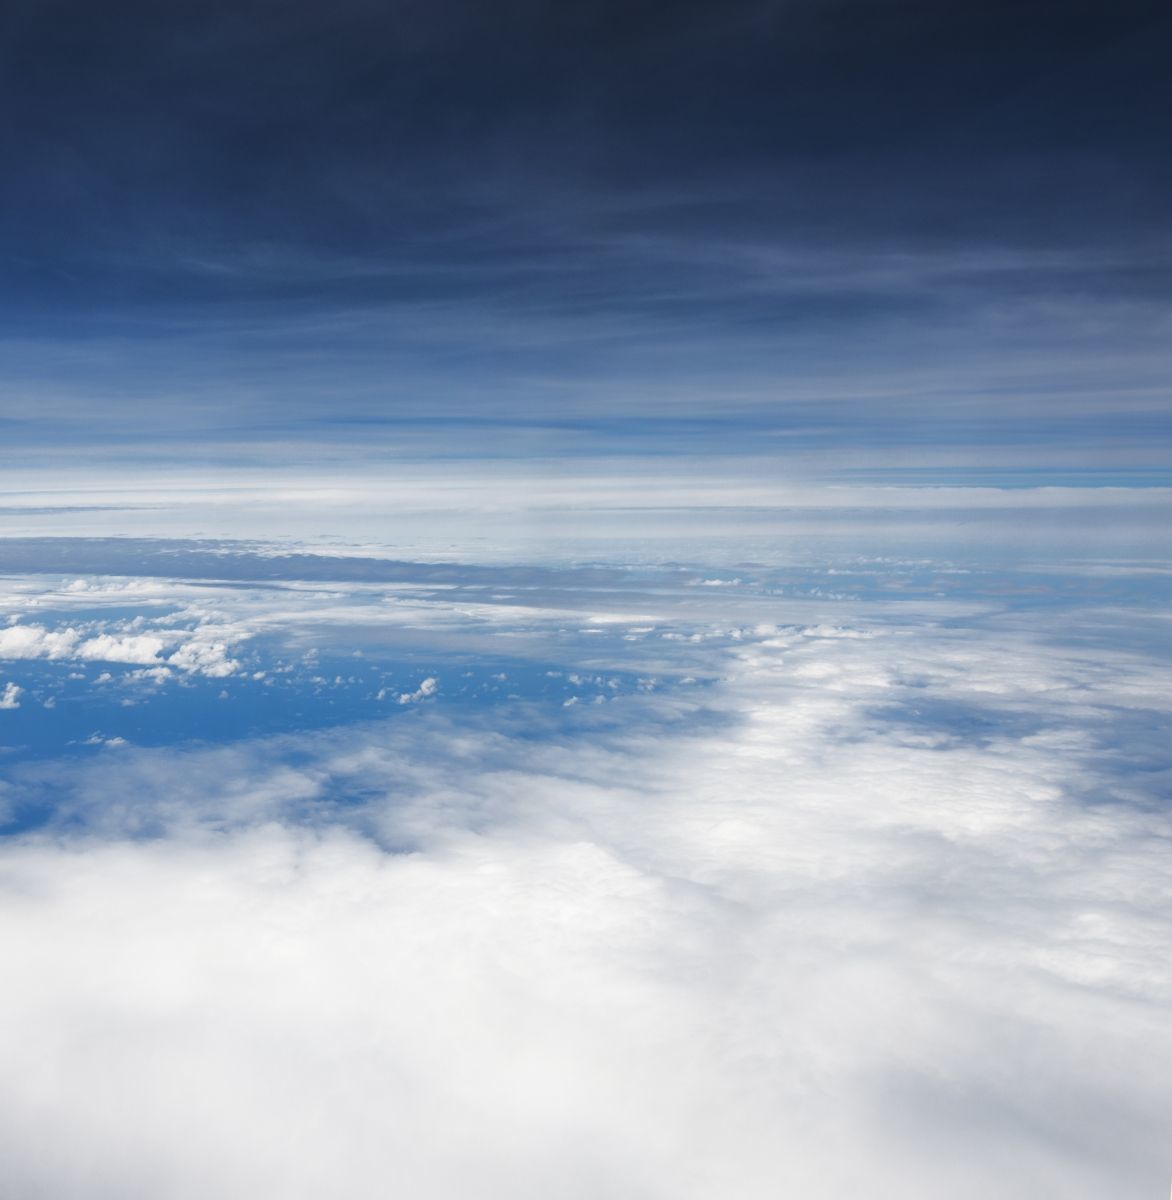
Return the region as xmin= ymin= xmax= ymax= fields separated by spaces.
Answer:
xmin=2 ymin=537 xmax=1169 ymax=840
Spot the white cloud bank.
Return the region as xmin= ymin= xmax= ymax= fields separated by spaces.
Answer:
xmin=0 ymin=604 xmax=1169 ymax=1199
xmin=0 ymin=621 xmax=240 ymax=677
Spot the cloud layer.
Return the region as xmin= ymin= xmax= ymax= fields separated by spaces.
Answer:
xmin=0 ymin=571 xmax=1169 ymax=1199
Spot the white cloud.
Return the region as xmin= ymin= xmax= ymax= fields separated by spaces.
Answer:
xmin=0 ymin=544 xmax=1170 ymax=1200
xmin=0 ymin=682 xmax=22 ymax=710
xmin=75 ymin=633 xmax=168 ymax=665
xmin=0 ymin=623 xmax=80 ymax=659
xmin=0 ymin=620 xmax=240 ymax=678
xmin=0 ymin=602 xmax=1169 ymax=1198
xmin=165 ymin=637 xmax=239 ymax=678
xmin=398 ymin=676 xmax=437 ymax=704
xmin=127 ymin=667 xmax=174 ymax=683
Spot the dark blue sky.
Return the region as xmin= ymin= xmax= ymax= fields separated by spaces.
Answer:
xmin=2 ymin=0 xmax=1170 ymax=472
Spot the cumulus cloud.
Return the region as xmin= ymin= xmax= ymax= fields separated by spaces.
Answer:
xmin=0 ymin=599 xmax=1169 ymax=1199
xmin=398 ymin=676 xmax=438 ymax=704
xmin=75 ymin=632 xmax=168 ymax=665
xmin=0 ymin=623 xmax=81 ymax=659
xmin=165 ymin=637 xmax=239 ymax=678
xmin=0 ymin=682 xmax=22 ymax=709
xmin=0 ymin=620 xmax=240 ymax=677
xmin=79 ymin=733 xmax=128 ymax=748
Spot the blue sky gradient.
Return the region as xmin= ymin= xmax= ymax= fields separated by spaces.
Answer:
xmin=1 ymin=0 xmax=1170 ymax=482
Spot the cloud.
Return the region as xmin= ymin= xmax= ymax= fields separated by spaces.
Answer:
xmin=164 ymin=637 xmax=239 ymax=678
xmin=398 ymin=676 xmax=438 ymax=705
xmin=80 ymin=734 xmax=128 ymax=748
xmin=0 ymin=622 xmax=81 ymax=659
xmin=0 ymin=619 xmax=241 ymax=678
xmin=0 ymin=682 xmax=22 ymax=709
xmin=75 ymin=632 xmax=167 ymax=665
xmin=0 ymin=594 xmax=1169 ymax=1198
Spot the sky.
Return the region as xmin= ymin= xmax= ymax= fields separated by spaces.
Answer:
xmin=1 ymin=3 xmax=1171 ymax=1198
xmin=1 ymin=0 xmax=1170 ymax=478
